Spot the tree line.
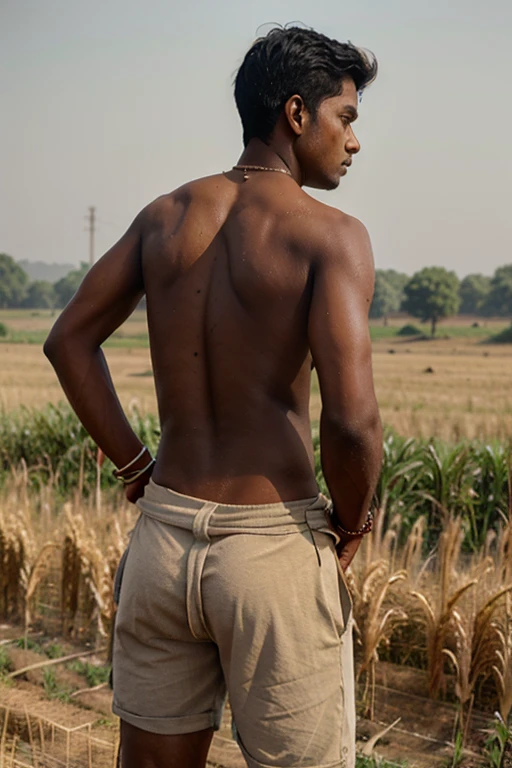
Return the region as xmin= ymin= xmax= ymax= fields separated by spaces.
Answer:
xmin=0 ymin=254 xmax=88 ymax=310
xmin=1 ymin=252 xmax=512 ymax=336
xmin=372 ymin=266 xmax=512 ymax=335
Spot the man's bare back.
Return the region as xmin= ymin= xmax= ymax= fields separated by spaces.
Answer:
xmin=146 ymin=172 xmax=344 ymax=504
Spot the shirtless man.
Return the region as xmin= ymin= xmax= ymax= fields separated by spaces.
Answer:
xmin=44 ymin=26 xmax=382 ymax=768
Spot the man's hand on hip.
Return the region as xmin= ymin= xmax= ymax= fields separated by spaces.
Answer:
xmin=124 ymin=466 xmax=154 ymax=504
xmin=335 ymin=536 xmax=362 ymax=572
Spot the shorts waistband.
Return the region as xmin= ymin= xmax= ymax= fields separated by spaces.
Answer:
xmin=136 ymin=479 xmax=333 ymax=536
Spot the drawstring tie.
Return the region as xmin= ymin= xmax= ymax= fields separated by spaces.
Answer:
xmin=305 ymin=513 xmax=322 ymax=567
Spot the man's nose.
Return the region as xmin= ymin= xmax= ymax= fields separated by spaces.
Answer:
xmin=346 ymin=127 xmax=360 ymax=154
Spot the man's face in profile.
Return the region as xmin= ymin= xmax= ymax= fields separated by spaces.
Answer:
xmin=299 ymin=78 xmax=361 ymax=191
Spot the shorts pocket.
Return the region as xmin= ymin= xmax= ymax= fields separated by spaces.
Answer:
xmin=317 ymin=531 xmax=353 ymax=639
xmin=113 ymin=546 xmax=130 ymax=605
xmin=336 ymin=556 xmax=354 ymax=632
xmin=113 ymin=516 xmax=141 ymax=605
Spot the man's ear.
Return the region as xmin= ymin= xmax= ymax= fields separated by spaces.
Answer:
xmin=284 ymin=94 xmax=306 ymax=137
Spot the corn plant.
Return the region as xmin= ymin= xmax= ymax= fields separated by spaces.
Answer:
xmin=0 ymin=401 xmax=160 ymax=497
xmin=483 ymin=714 xmax=512 ymax=768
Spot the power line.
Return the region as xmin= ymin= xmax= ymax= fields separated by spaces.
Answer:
xmin=96 ymin=215 xmax=122 ymax=231
xmin=87 ymin=206 xmax=96 ymax=266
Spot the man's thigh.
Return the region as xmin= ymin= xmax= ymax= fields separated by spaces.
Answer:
xmin=112 ymin=516 xmax=226 ymax=736
xmin=120 ymin=721 xmax=213 ymax=768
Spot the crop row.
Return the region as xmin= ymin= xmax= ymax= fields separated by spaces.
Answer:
xmin=1 ymin=402 xmax=511 ymax=551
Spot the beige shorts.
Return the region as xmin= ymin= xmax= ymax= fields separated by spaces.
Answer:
xmin=112 ymin=479 xmax=355 ymax=768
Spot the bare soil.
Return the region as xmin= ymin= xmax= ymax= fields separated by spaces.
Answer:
xmin=0 ymin=625 xmax=494 ymax=767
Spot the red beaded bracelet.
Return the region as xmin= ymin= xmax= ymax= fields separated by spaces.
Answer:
xmin=328 ymin=507 xmax=374 ymax=538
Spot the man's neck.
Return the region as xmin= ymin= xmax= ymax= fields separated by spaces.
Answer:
xmin=236 ymin=138 xmax=302 ymax=186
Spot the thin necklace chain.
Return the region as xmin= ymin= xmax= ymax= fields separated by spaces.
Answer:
xmin=232 ymin=164 xmax=292 ymax=180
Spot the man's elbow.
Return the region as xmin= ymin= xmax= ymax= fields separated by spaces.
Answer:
xmin=321 ymin=406 xmax=382 ymax=451
xmin=43 ymin=331 xmax=60 ymax=363
xmin=43 ymin=327 xmax=83 ymax=366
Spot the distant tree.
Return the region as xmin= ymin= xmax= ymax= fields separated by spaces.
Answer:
xmin=370 ymin=273 xmax=401 ymax=323
xmin=0 ymin=253 xmax=29 ymax=308
xmin=54 ymin=262 xmax=89 ymax=308
xmin=370 ymin=270 xmax=409 ymax=324
xmin=483 ymin=265 xmax=512 ymax=317
xmin=459 ymin=274 xmax=491 ymax=315
xmin=23 ymin=280 xmax=56 ymax=309
xmin=402 ymin=267 xmax=460 ymax=337
xmin=379 ymin=269 xmax=409 ymax=298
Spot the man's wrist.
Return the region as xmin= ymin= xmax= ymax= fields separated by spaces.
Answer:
xmin=113 ymin=445 xmax=154 ymax=483
xmin=329 ymin=506 xmax=374 ymax=538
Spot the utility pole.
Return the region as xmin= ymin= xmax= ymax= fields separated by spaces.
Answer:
xmin=87 ymin=206 xmax=96 ymax=266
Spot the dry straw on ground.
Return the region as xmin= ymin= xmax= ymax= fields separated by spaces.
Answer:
xmin=0 ymin=706 xmax=119 ymax=768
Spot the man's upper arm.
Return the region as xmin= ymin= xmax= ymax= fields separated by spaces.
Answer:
xmin=46 ymin=211 xmax=146 ymax=350
xmin=308 ymin=213 xmax=376 ymax=422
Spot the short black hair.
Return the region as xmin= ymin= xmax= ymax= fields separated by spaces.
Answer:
xmin=234 ymin=26 xmax=377 ymax=147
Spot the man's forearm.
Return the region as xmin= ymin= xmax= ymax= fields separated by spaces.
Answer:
xmin=44 ymin=337 xmax=146 ymax=470
xmin=320 ymin=409 xmax=382 ymax=532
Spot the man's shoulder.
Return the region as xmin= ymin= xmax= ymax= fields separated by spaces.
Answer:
xmin=138 ymin=174 xmax=228 ymax=228
xmin=299 ymin=196 xmax=370 ymax=264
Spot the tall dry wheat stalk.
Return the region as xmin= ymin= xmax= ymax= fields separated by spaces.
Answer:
xmin=442 ymin=569 xmax=512 ymax=740
xmin=350 ymin=509 xmax=512 ymax=735
xmin=61 ymin=503 xmax=128 ymax=643
xmin=492 ymin=598 xmax=512 ymax=722
xmin=0 ymin=475 xmax=136 ymax=643
xmin=0 ymin=509 xmax=30 ymax=624
xmin=409 ymin=517 xmax=477 ymax=698
xmin=347 ymin=557 xmax=407 ymax=719
xmin=490 ymin=517 xmax=512 ymax=723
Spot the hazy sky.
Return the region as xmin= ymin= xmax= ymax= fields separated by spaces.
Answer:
xmin=1 ymin=0 xmax=511 ymax=277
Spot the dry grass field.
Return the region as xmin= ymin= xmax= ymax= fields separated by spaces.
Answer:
xmin=0 ymin=308 xmax=155 ymax=412
xmin=2 ymin=310 xmax=512 ymax=441
xmin=371 ymin=337 xmax=512 ymax=441
xmin=0 ymin=343 xmax=157 ymax=414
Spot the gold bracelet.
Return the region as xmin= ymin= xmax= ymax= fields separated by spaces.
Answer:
xmin=329 ymin=507 xmax=374 ymax=538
